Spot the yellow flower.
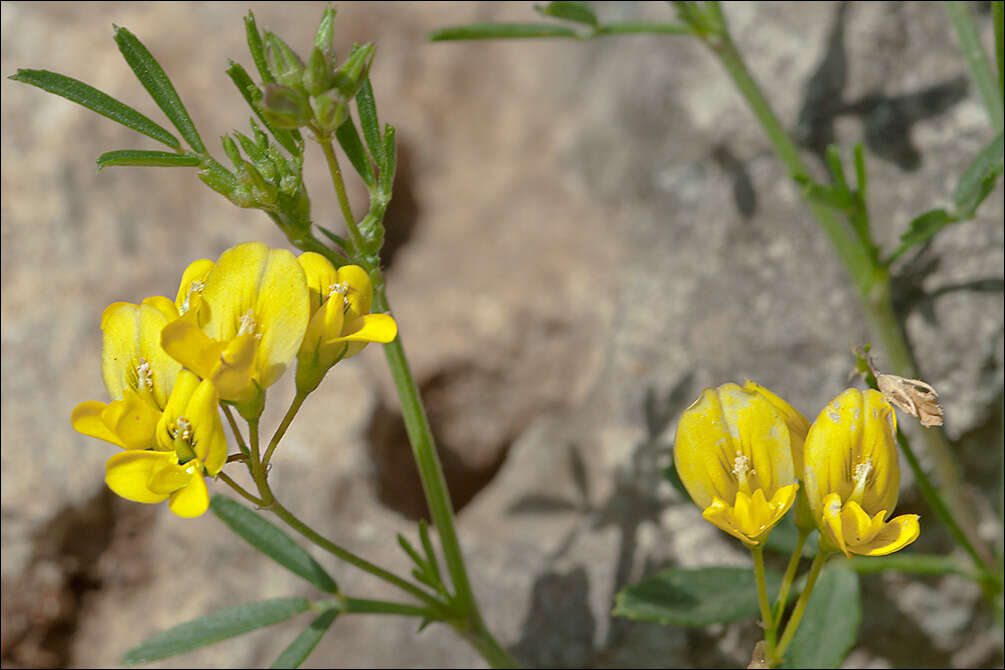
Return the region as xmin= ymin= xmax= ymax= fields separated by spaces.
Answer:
xmin=295 ymin=253 xmax=397 ymax=391
xmin=71 ymin=296 xmax=188 ymax=449
xmin=674 ymin=383 xmax=798 ymax=546
xmin=803 ymin=388 xmax=920 ymax=557
xmin=105 ymin=370 xmax=227 ymax=517
xmin=161 ymin=242 xmax=310 ymax=408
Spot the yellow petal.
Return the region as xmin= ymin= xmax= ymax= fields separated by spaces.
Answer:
xmin=329 ymin=314 xmax=397 ymax=360
xmin=161 ymin=308 xmax=227 ymax=381
xmin=702 ymin=497 xmax=752 ymax=544
xmin=146 ymin=458 xmax=195 ymax=495
xmin=157 ymin=370 xmax=203 ymax=451
xmin=103 ymin=389 xmax=161 ymax=450
xmin=101 ymin=301 xmax=180 ymax=409
xmin=336 ymin=265 xmax=373 ymax=321
xmin=201 ymin=242 xmax=271 ymax=342
xmin=175 ymin=258 xmax=215 ymax=317
xmin=105 ymin=450 xmax=175 ymax=503
xmin=142 ymin=295 xmax=180 ymax=322
xmin=852 ymin=514 xmax=921 ymax=556
xmin=187 ymin=380 xmax=227 ymax=475
xmin=72 ymin=401 xmax=126 ymax=448
xmin=743 ymin=381 xmax=810 ymax=478
xmin=820 ymin=492 xmax=851 ymax=557
xmin=298 ymin=252 xmax=338 ymax=315
xmin=803 ymin=388 xmax=899 ymax=521
xmin=212 ymin=334 xmax=259 ymax=403
xmin=252 ymin=248 xmax=309 ymax=389
xmin=300 ymin=295 xmax=346 ymax=361
xmin=168 ymin=471 xmax=211 ymax=518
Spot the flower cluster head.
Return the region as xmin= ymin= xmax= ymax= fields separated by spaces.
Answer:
xmin=72 ymin=242 xmax=396 ymax=517
xmin=674 ymin=381 xmax=920 ymax=556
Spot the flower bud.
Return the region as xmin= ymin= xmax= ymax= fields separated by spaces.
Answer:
xmin=303 ymin=46 xmax=333 ymax=96
xmin=261 ymin=84 xmax=313 ymax=129
xmin=310 ymin=89 xmax=348 ymax=133
xmin=331 ymin=43 xmax=375 ymax=101
xmin=265 ymin=31 xmax=305 ymax=88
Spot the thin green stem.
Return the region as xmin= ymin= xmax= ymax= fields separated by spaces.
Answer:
xmin=221 ymin=403 xmax=249 ymax=456
xmin=336 ymin=596 xmax=441 ymax=619
xmin=596 ymin=22 xmax=691 ymax=36
xmin=317 ymin=134 xmax=368 ymax=256
xmin=246 ymin=418 xmax=273 ymax=506
xmin=263 ymin=391 xmax=308 ymax=469
xmin=218 ymin=471 xmax=267 ymax=507
xmin=751 ymin=545 xmax=777 ymax=658
xmin=773 ymin=551 xmax=829 ymax=663
xmin=944 ymin=1 xmax=1004 ymax=134
xmin=772 ymin=529 xmax=809 ymax=626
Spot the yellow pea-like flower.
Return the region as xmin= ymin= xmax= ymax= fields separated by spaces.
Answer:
xmin=161 ymin=242 xmax=310 ymax=407
xmin=105 ymin=370 xmax=228 ymax=518
xmin=295 ymin=253 xmax=397 ymax=392
xmin=803 ymin=388 xmax=920 ymax=557
xmin=674 ymin=383 xmax=798 ymax=546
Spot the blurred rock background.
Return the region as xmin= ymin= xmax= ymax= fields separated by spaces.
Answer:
xmin=2 ymin=1 xmax=1002 ymax=668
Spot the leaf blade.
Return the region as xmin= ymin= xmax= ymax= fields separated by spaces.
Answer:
xmin=270 ymin=610 xmax=338 ymax=669
xmin=781 ymin=562 xmax=860 ymax=669
xmin=429 ymin=23 xmax=581 ymax=41
xmin=10 ymin=68 xmax=180 ymax=149
xmin=114 ymin=25 xmax=206 ymax=153
xmin=123 ymin=598 xmax=310 ymax=665
xmin=211 ymin=495 xmax=338 ymax=594
xmin=613 ymin=566 xmax=782 ymax=626
xmin=97 ymin=149 xmax=202 ymax=170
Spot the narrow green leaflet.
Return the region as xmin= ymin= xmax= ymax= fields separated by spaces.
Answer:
xmin=849 ymin=552 xmax=964 ymax=577
xmin=211 ymin=495 xmax=339 ymax=594
xmin=781 ymin=562 xmax=861 ymax=669
xmin=270 ymin=610 xmax=338 ymax=669
xmin=226 ymin=60 xmax=303 ymax=157
xmin=123 ymin=598 xmax=310 ymax=665
xmin=97 ymin=150 xmax=202 ymax=170
xmin=356 ymin=79 xmax=384 ymax=171
xmin=114 ymin=26 xmax=206 ymax=153
xmin=887 ymin=209 xmax=955 ymax=264
xmin=613 ymin=566 xmax=782 ymax=626
xmin=10 ymin=69 xmax=180 ymax=149
xmin=245 ymin=11 xmax=276 ymax=85
xmin=335 ymin=118 xmax=375 ymax=187
xmin=953 ymin=131 xmax=1004 ymax=216
xmin=429 ymin=23 xmax=581 ymax=41
xmin=536 ymin=1 xmax=599 ymax=27
xmin=379 ymin=124 xmax=398 ymax=196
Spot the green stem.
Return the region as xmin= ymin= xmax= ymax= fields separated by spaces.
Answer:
xmin=312 ymin=126 xmax=516 ymax=668
xmin=262 ymin=391 xmax=308 ymax=469
xmin=751 ymin=545 xmax=777 ymax=658
xmin=596 ymin=22 xmax=691 ymax=36
xmin=336 ymin=596 xmax=440 ymax=619
xmin=773 ymin=551 xmax=829 ymax=663
xmin=221 ymin=403 xmax=250 ymax=456
xmin=218 ymin=471 xmax=267 ymax=507
xmin=944 ymin=1 xmax=1004 ymax=134
xmin=772 ymin=529 xmax=809 ymax=626
xmin=704 ymin=2 xmax=994 ymax=572
xmin=317 ymin=134 xmax=368 ymax=256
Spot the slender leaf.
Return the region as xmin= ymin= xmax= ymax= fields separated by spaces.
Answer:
xmin=226 ymin=60 xmax=302 ymax=157
xmin=418 ymin=520 xmax=444 ymax=588
xmin=356 ymin=78 xmax=384 ymax=170
xmin=781 ymin=562 xmax=860 ymax=669
xmin=537 ymin=1 xmax=598 ymax=27
xmin=613 ymin=566 xmax=782 ymax=626
xmin=397 ymin=533 xmax=428 ymax=571
xmin=10 ymin=69 xmax=179 ymax=149
xmin=270 ymin=610 xmax=338 ymax=669
xmin=113 ymin=26 xmax=206 ymax=153
xmin=245 ymin=11 xmax=276 ymax=85
xmin=888 ymin=208 xmax=955 ymax=263
xmin=596 ymin=22 xmax=691 ymax=36
xmin=794 ymin=175 xmax=854 ymax=211
xmin=211 ymin=495 xmax=338 ymax=593
xmin=335 ymin=118 xmax=375 ymax=187
xmin=429 ymin=23 xmax=581 ymax=41
xmin=97 ymin=150 xmax=201 ymax=170
xmin=849 ymin=552 xmax=964 ymax=576
xmin=123 ymin=598 xmax=310 ymax=665
xmin=953 ymin=131 xmax=1004 ymax=216
xmin=379 ymin=124 xmax=397 ymax=196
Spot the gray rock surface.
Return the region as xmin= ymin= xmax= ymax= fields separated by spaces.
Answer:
xmin=2 ymin=2 xmax=1001 ymax=668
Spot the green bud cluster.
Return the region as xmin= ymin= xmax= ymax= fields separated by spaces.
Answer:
xmin=257 ymin=7 xmax=375 ymax=134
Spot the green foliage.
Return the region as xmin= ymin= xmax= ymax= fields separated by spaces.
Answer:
xmin=780 ymin=562 xmax=861 ymax=669
xmin=9 ymin=69 xmax=180 ymax=149
xmin=613 ymin=566 xmax=783 ymax=626
xmin=97 ymin=150 xmax=202 ymax=170
xmin=113 ymin=26 xmax=205 ymax=153
xmin=270 ymin=610 xmax=339 ymax=669
xmin=210 ymin=495 xmax=339 ymax=594
xmin=122 ymin=598 xmax=311 ymax=665
xmin=430 ymin=22 xmax=581 ymax=41
xmin=535 ymin=1 xmax=599 ymax=27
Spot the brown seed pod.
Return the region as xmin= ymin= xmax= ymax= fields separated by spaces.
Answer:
xmin=876 ymin=374 xmax=944 ymax=427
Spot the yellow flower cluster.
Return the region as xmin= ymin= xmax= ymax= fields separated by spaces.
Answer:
xmin=674 ymin=381 xmax=920 ymax=556
xmin=72 ymin=242 xmax=397 ymax=517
